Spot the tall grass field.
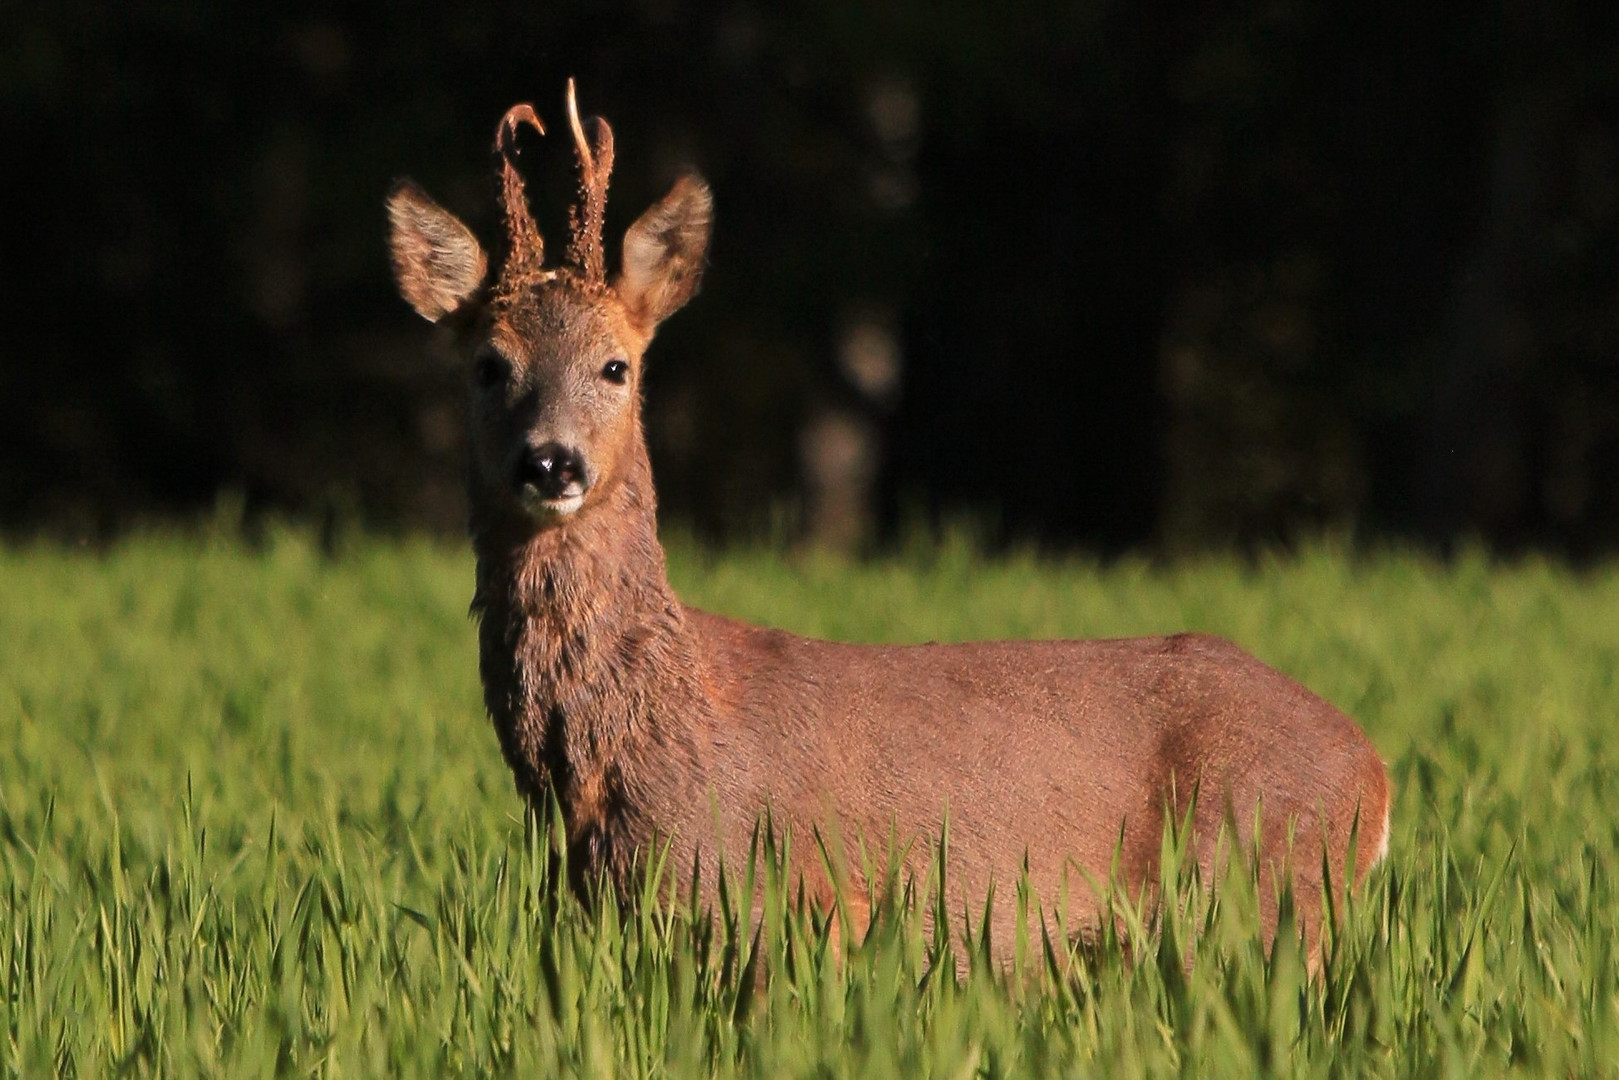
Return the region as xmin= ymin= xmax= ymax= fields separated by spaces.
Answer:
xmin=4 ymin=528 xmax=1618 ymax=1077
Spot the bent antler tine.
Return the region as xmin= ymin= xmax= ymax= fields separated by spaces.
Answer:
xmin=497 ymin=103 xmax=546 ymax=152
xmin=564 ymin=78 xmax=615 ymax=282
xmin=494 ymin=103 xmax=547 ymax=284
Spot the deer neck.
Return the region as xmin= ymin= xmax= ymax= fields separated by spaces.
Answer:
xmin=470 ymin=448 xmax=707 ymax=848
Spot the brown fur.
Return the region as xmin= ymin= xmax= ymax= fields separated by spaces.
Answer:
xmin=386 ymin=84 xmax=1390 ymax=963
xmin=386 ymin=180 xmax=487 ymax=322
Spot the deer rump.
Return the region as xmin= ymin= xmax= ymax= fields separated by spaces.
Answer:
xmin=386 ymin=81 xmax=1390 ymax=965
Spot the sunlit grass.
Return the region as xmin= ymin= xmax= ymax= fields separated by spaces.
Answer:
xmin=4 ymin=527 xmax=1618 ymax=1076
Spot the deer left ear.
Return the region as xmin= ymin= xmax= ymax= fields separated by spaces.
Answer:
xmin=615 ymin=174 xmax=712 ymax=331
xmin=387 ymin=179 xmax=488 ymax=322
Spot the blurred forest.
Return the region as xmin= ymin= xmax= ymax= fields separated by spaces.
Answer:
xmin=4 ymin=1 xmax=1617 ymax=554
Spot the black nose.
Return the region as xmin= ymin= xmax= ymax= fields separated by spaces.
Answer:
xmin=516 ymin=442 xmax=588 ymax=499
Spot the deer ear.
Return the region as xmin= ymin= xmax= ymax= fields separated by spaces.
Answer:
xmin=386 ymin=180 xmax=488 ymax=322
xmin=616 ymin=174 xmax=712 ymax=330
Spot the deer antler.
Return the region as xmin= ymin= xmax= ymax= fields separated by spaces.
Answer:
xmin=564 ymin=78 xmax=615 ymax=283
xmin=495 ymin=103 xmax=547 ymax=287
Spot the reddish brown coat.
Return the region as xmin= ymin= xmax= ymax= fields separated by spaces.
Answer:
xmin=388 ymin=83 xmax=1389 ymax=962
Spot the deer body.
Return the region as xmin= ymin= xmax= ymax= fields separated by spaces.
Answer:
xmin=389 ymin=83 xmax=1389 ymax=959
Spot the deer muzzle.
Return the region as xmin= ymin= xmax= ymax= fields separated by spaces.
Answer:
xmin=515 ymin=441 xmax=591 ymax=517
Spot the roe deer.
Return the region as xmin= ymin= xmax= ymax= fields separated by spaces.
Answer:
xmin=386 ymin=81 xmax=1390 ymax=964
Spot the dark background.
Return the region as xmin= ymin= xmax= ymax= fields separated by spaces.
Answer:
xmin=5 ymin=2 xmax=1617 ymax=555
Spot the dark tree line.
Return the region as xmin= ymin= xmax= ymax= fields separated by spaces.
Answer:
xmin=4 ymin=1 xmax=1617 ymax=554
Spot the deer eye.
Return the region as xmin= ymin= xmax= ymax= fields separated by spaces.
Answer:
xmin=473 ymin=346 xmax=509 ymax=390
xmin=601 ymin=359 xmax=630 ymax=385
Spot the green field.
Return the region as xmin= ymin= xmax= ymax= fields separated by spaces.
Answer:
xmin=4 ymin=528 xmax=1618 ymax=1077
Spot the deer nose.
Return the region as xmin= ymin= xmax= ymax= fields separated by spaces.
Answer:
xmin=516 ymin=442 xmax=589 ymax=500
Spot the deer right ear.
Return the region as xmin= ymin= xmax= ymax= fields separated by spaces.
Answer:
xmin=616 ymin=174 xmax=713 ymax=332
xmin=387 ymin=180 xmax=488 ymax=322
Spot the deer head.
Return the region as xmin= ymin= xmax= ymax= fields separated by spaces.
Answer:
xmin=387 ymin=80 xmax=712 ymax=532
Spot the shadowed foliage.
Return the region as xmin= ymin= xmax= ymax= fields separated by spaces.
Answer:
xmin=3 ymin=2 xmax=1617 ymax=553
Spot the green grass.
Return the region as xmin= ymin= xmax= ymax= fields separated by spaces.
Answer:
xmin=4 ymin=526 xmax=1619 ymax=1077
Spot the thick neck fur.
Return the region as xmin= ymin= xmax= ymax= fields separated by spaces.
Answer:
xmin=470 ymin=445 xmax=709 ymax=890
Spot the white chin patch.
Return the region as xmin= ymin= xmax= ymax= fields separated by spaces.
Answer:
xmin=520 ymin=488 xmax=585 ymax=519
xmin=545 ymin=493 xmax=585 ymax=516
